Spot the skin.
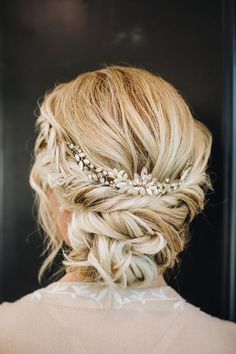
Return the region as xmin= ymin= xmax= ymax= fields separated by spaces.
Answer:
xmin=47 ymin=188 xmax=71 ymax=245
xmin=48 ymin=189 xmax=167 ymax=287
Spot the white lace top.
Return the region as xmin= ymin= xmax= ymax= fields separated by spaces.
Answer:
xmin=30 ymin=281 xmax=186 ymax=311
xmin=1 ymin=281 xmax=236 ymax=354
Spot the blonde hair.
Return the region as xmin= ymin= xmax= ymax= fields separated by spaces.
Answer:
xmin=29 ymin=65 xmax=213 ymax=288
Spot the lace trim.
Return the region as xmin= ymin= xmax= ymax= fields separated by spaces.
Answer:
xmin=30 ymin=282 xmax=186 ymax=310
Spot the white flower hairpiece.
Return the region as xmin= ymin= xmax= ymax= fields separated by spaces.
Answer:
xmin=66 ymin=141 xmax=192 ymax=196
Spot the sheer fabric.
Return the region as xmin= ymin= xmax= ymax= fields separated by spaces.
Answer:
xmin=0 ymin=281 xmax=236 ymax=353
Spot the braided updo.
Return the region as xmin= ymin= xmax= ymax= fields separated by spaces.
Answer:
xmin=29 ymin=65 xmax=213 ymax=288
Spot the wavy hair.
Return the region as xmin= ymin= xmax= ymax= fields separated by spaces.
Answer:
xmin=29 ymin=65 xmax=213 ymax=288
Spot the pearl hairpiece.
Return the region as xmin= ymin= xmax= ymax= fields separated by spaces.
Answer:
xmin=66 ymin=141 xmax=192 ymax=196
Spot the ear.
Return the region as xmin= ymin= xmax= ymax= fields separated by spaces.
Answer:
xmin=47 ymin=188 xmax=72 ymax=245
xmin=58 ymin=206 xmax=72 ymax=245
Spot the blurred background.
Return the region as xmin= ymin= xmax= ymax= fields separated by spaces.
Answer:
xmin=0 ymin=0 xmax=235 ymax=321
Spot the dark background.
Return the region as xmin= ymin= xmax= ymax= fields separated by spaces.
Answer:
xmin=0 ymin=0 xmax=235 ymax=321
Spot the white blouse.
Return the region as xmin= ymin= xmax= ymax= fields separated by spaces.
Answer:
xmin=0 ymin=281 xmax=236 ymax=354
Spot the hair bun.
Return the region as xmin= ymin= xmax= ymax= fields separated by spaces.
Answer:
xmin=30 ymin=65 xmax=213 ymax=287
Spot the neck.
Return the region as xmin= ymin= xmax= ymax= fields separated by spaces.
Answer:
xmin=59 ymin=270 xmax=167 ymax=288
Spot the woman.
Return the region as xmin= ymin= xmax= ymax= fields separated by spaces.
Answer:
xmin=0 ymin=65 xmax=235 ymax=354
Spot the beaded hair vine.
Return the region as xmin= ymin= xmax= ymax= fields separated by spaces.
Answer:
xmin=66 ymin=141 xmax=193 ymax=196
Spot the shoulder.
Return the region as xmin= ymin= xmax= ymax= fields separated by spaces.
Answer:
xmin=0 ymin=288 xmax=41 ymax=318
xmin=0 ymin=289 xmax=45 ymax=353
xmin=184 ymin=302 xmax=236 ymax=331
xmin=180 ymin=302 xmax=236 ymax=354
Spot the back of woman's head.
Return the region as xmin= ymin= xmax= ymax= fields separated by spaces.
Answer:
xmin=29 ymin=65 xmax=213 ymax=288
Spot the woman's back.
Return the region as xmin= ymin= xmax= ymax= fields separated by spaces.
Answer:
xmin=1 ymin=281 xmax=236 ymax=354
xmin=2 ymin=65 xmax=235 ymax=353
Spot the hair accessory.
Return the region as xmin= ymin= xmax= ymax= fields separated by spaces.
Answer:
xmin=66 ymin=141 xmax=192 ymax=196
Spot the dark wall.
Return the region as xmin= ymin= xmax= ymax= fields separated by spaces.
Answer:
xmin=0 ymin=0 xmax=230 ymax=319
